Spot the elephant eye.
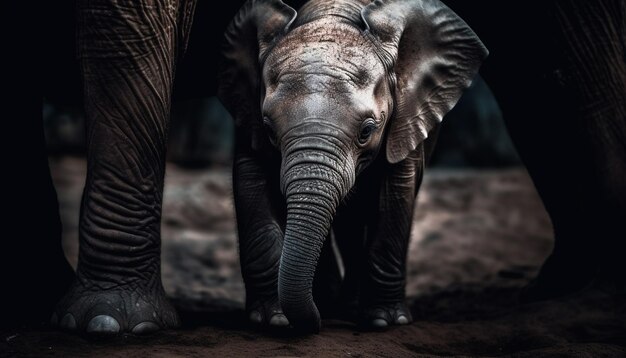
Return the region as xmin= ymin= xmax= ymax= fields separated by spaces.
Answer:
xmin=358 ymin=118 xmax=377 ymax=144
xmin=263 ymin=116 xmax=278 ymax=146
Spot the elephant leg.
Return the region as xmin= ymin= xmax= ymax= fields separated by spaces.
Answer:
xmin=53 ymin=0 xmax=196 ymax=335
xmin=495 ymin=99 xmax=593 ymax=298
xmin=322 ymin=187 xmax=370 ymax=321
xmin=233 ymin=139 xmax=289 ymax=328
xmin=486 ymin=66 xmax=597 ymax=300
xmin=477 ymin=0 xmax=626 ymax=301
xmin=551 ymin=0 xmax=626 ymax=289
xmin=360 ymin=148 xmax=425 ymax=329
xmin=318 ymin=172 xmax=392 ymax=322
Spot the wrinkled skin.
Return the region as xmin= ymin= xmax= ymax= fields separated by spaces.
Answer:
xmin=219 ymin=0 xmax=487 ymax=333
xmin=49 ymin=0 xmax=197 ymax=335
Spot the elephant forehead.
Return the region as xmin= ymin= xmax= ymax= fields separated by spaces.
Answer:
xmin=265 ymin=21 xmax=385 ymax=91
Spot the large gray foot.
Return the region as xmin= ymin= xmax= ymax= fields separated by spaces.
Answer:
xmin=52 ymin=281 xmax=179 ymax=335
xmin=361 ymin=302 xmax=412 ymax=330
xmin=247 ymin=296 xmax=290 ymax=328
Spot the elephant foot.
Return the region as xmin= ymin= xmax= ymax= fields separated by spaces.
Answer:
xmin=52 ymin=281 xmax=179 ymax=335
xmin=360 ymin=302 xmax=412 ymax=330
xmin=247 ymin=296 xmax=290 ymax=328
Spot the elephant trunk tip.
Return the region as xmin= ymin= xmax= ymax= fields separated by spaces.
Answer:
xmin=279 ymin=293 xmax=321 ymax=334
xmin=278 ymin=252 xmax=323 ymax=333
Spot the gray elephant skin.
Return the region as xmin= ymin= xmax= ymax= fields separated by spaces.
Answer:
xmin=218 ymin=0 xmax=487 ymax=333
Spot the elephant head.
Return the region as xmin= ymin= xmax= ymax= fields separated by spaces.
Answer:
xmin=219 ymin=0 xmax=487 ymax=332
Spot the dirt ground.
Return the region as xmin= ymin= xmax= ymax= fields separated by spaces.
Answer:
xmin=2 ymin=156 xmax=625 ymax=357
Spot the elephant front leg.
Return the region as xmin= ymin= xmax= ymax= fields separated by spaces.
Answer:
xmin=360 ymin=148 xmax=424 ymax=329
xmin=53 ymin=0 xmax=195 ymax=335
xmin=234 ymin=145 xmax=289 ymax=328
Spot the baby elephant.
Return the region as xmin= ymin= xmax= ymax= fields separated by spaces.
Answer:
xmin=218 ymin=0 xmax=487 ymax=333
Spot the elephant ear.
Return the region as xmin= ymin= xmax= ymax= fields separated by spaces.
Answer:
xmin=218 ymin=0 xmax=296 ymax=150
xmin=361 ymin=0 xmax=488 ymax=163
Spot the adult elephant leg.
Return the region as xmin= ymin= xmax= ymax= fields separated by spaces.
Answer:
xmin=452 ymin=1 xmax=591 ymax=300
xmin=474 ymin=0 xmax=624 ymax=300
xmin=489 ymin=65 xmax=597 ymax=300
xmin=552 ymin=0 xmax=626 ymax=289
xmin=361 ymin=148 xmax=424 ymax=329
xmin=488 ymin=64 xmax=595 ymax=300
xmin=53 ymin=0 xmax=196 ymax=334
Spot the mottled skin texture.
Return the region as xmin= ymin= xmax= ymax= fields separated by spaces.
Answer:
xmin=219 ymin=0 xmax=487 ymax=332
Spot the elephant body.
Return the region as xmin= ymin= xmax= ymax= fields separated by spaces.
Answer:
xmin=219 ymin=0 xmax=487 ymax=332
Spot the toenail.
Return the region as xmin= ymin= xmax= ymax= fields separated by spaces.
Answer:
xmin=269 ymin=314 xmax=289 ymax=327
xmin=249 ymin=310 xmax=262 ymax=323
xmin=371 ymin=318 xmax=388 ymax=328
xmin=396 ymin=315 xmax=409 ymax=325
xmin=86 ymin=315 xmax=120 ymax=334
xmin=60 ymin=313 xmax=77 ymax=330
xmin=131 ymin=321 xmax=160 ymax=335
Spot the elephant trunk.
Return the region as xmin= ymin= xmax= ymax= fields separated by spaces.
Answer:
xmin=278 ymin=144 xmax=354 ymax=333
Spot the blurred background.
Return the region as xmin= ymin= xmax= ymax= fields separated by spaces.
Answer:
xmin=44 ymin=76 xmax=519 ymax=168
